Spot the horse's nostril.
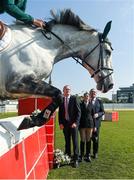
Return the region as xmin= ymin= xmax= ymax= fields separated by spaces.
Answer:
xmin=108 ymin=83 xmax=113 ymax=90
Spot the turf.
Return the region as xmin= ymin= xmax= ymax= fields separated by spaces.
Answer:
xmin=0 ymin=111 xmax=133 ymax=179
xmin=48 ymin=111 xmax=134 ymax=179
xmin=0 ymin=112 xmax=17 ymax=119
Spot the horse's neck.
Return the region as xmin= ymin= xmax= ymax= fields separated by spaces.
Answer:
xmin=10 ymin=24 xmax=99 ymax=64
xmin=51 ymin=25 xmax=99 ymax=63
xmin=10 ymin=24 xmax=56 ymax=48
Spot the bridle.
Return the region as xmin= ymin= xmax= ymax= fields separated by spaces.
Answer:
xmin=41 ymin=27 xmax=113 ymax=83
xmin=83 ymin=33 xmax=113 ymax=82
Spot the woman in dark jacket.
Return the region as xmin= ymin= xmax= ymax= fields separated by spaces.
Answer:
xmin=79 ymin=92 xmax=96 ymax=162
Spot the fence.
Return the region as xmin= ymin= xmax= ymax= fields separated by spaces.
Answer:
xmin=0 ymin=104 xmax=18 ymax=113
xmin=104 ymin=103 xmax=134 ymax=110
xmin=0 ymin=101 xmax=134 ymax=113
xmin=0 ymin=97 xmax=55 ymax=179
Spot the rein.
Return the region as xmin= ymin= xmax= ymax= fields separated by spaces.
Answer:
xmin=41 ymin=27 xmax=113 ymax=83
xmin=41 ymin=27 xmax=83 ymax=66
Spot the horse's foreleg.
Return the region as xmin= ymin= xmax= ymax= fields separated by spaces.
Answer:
xmin=19 ymin=83 xmax=62 ymax=130
xmin=7 ymin=77 xmax=63 ymax=130
xmin=34 ymin=82 xmax=63 ymax=126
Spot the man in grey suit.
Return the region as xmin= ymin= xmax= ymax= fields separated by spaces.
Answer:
xmin=58 ymin=85 xmax=81 ymax=168
xmin=89 ymin=88 xmax=105 ymax=159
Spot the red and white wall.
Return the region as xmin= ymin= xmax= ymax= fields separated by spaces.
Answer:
xmin=0 ymin=97 xmax=54 ymax=179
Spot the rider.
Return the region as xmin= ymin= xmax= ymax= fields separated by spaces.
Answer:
xmin=0 ymin=0 xmax=45 ymax=30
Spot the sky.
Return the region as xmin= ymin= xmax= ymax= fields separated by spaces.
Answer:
xmin=1 ymin=0 xmax=134 ymax=99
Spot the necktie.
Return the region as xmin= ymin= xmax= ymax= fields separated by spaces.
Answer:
xmin=65 ymin=97 xmax=69 ymax=120
xmin=91 ymin=99 xmax=95 ymax=105
xmin=85 ymin=102 xmax=88 ymax=107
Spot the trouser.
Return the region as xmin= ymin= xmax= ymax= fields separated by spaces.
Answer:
xmin=63 ymin=123 xmax=79 ymax=160
xmin=80 ymin=141 xmax=91 ymax=157
xmin=91 ymin=128 xmax=100 ymax=155
xmin=79 ymin=128 xmax=93 ymax=157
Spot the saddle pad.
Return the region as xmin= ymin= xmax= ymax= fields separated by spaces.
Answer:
xmin=0 ymin=27 xmax=12 ymax=52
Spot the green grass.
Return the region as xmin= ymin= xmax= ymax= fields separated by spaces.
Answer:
xmin=0 ymin=111 xmax=133 ymax=179
xmin=48 ymin=111 xmax=134 ymax=179
xmin=0 ymin=112 xmax=17 ymax=119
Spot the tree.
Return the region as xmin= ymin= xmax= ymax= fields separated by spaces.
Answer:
xmin=100 ymin=97 xmax=113 ymax=103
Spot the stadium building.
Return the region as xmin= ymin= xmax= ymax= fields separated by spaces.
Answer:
xmin=117 ymin=83 xmax=134 ymax=103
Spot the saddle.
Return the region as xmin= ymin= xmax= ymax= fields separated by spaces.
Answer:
xmin=0 ymin=21 xmax=12 ymax=52
xmin=0 ymin=21 xmax=7 ymax=40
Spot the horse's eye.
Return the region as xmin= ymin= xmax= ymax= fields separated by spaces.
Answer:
xmin=105 ymin=49 xmax=111 ymax=56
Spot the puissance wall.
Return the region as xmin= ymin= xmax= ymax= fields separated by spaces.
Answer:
xmin=0 ymin=97 xmax=54 ymax=179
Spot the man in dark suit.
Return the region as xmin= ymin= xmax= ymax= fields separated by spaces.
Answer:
xmin=89 ymin=88 xmax=105 ymax=159
xmin=58 ymin=85 xmax=81 ymax=168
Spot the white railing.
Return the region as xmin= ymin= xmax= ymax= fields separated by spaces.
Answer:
xmin=0 ymin=104 xmax=18 ymax=113
xmin=0 ymin=103 xmax=134 ymax=113
xmin=104 ymin=103 xmax=134 ymax=110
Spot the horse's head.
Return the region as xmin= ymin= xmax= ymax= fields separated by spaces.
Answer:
xmin=82 ymin=21 xmax=113 ymax=93
xmin=45 ymin=9 xmax=114 ymax=93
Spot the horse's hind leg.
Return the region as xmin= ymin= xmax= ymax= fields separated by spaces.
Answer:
xmin=7 ymin=76 xmax=63 ymax=130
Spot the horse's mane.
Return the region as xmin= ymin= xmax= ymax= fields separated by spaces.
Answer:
xmin=49 ymin=9 xmax=96 ymax=32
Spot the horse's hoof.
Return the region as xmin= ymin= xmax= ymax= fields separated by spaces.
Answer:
xmin=33 ymin=117 xmax=47 ymax=127
xmin=17 ymin=117 xmax=35 ymax=131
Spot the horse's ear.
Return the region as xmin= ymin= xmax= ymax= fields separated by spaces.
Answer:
xmin=102 ymin=21 xmax=112 ymax=40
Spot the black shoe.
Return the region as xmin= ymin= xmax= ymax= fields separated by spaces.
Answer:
xmin=86 ymin=156 xmax=91 ymax=162
xmin=79 ymin=156 xmax=83 ymax=162
xmin=93 ymin=153 xmax=98 ymax=159
xmin=73 ymin=160 xmax=79 ymax=168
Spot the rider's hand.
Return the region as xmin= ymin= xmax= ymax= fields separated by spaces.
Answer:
xmin=33 ymin=19 xmax=45 ymax=28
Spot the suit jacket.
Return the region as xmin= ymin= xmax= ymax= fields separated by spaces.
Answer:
xmin=58 ymin=95 xmax=81 ymax=126
xmin=79 ymin=101 xmax=95 ymax=128
xmin=92 ymin=98 xmax=105 ymax=128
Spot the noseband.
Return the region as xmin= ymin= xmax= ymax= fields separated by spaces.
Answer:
xmin=82 ymin=33 xmax=113 ymax=83
xmin=41 ymin=28 xmax=113 ymax=83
